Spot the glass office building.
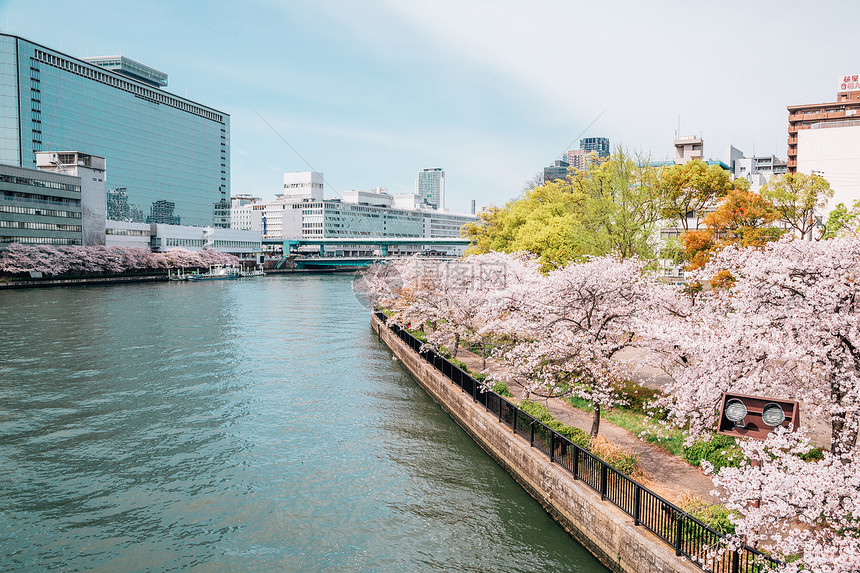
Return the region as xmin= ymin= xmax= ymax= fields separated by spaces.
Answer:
xmin=0 ymin=33 xmax=229 ymax=228
xmin=580 ymin=137 xmax=610 ymax=159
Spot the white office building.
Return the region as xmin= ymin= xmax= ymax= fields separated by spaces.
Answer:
xmin=416 ymin=168 xmax=445 ymax=210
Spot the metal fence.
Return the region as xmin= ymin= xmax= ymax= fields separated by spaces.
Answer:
xmin=375 ymin=311 xmax=779 ymax=573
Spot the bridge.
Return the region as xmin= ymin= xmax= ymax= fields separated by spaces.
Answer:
xmin=261 ymin=237 xmax=471 ymax=270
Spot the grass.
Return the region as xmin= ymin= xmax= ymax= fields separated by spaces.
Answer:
xmin=563 ymin=394 xmax=686 ymax=457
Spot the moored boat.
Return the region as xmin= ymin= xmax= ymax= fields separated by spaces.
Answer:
xmin=188 ymin=265 xmax=240 ymax=281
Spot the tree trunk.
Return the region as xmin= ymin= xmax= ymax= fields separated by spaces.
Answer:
xmin=453 ymin=333 xmax=460 ymax=357
xmin=590 ymin=403 xmax=601 ymax=438
xmin=481 ymin=344 xmax=487 ymax=370
xmin=830 ymin=375 xmax=854 ymax=457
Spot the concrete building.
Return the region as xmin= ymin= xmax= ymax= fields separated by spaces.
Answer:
xmin=253 ymin=181 xmax=476 ymax=255
xmin=282 ymin=171 xmax=324 ymax=201
xmin=35 ymin=151 xmax=106 ymax=245
xmin=416 ymin=168 xmax=445 ymax=210
xmin=727 ymin=147 xmax=787 ymax=191
xmin=229 ymin=194 xmax=263 ymax=232
xmin=0 ymin=33 xmax=230 ymax=228
xmin=674 ymin=136 xmax=704 ymax=164
xmin=562 ymin=149 xmax=589 ymax=171
xmin=149 ymin=224 xmax=260 ymax=255
xmin=0 ymin=162 xmax=83 ymax=248
xmin=789 ymin=77 xmax=860 ymax=211
xmin=104 ymin=220 xmax=151 ymax=249
xmin=543 ymin=160 xmax=570 ymax=182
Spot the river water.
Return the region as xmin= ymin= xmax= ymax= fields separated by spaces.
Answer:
xmin=0 ymin=274 xmax=606 ymax=572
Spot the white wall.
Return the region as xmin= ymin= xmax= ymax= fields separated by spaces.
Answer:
xmin=797 ymin=124 xmax=860 ymax=213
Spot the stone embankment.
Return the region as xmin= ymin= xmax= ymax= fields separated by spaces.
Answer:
xmin=373 ymin=314 xmax=700 ymax=573
xmin=0 ymin=274 xmax=168 ymax=289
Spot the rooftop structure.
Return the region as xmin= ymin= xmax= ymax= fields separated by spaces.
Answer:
xmin=674 ymin=136 xmax=704 ymax=164
xmin=81 ymin=55 xmax=168 ymax=87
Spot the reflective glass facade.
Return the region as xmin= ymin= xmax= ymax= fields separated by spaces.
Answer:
xmin=0 ymin=34 xmax=229 ymax=228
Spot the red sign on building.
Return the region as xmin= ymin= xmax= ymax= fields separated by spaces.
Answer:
xmin=840 ymin=74 xmax=860 ymax=91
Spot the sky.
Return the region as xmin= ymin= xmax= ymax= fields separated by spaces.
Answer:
xmin=1 ymin=0 xmax=858 ymax=214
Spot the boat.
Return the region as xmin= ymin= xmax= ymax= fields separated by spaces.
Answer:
xmin=168 ymin=267 xmax=199 ymax=281
xmin=188 ymin=265 xmax=241 ymax=281
xmin=239 ymin=267 xmax=265 ymax=278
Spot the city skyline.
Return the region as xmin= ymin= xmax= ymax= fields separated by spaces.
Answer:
xmin=1 ymin=0 xmax=858 ymax=213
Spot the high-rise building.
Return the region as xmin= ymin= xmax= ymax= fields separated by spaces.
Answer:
xmin=580 ymin=137 xmax=610 ymax=159
xmin=0 ymin=33 xmax=230 ymax=228
xmin=416 ymin=168 xmax=445 ymax=210
xmin=788 ymin=76 xmax=860 ymax=212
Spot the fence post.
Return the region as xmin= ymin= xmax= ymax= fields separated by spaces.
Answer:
xmin=529 ymin=420 xmax=534 ymax=447
xmin=600 ymin=462 xmax=607 ymax=500
xmin=572 ymin=445 xmax=579 ymax=479
xmin=675 ymin=514 xmax=684 ymax=556
xmin=731 ymin=550 xmax=740 ymax=573
xmin=512 ymin=408 xmax=517 ymax=434
xmin=498 ymin=397 xmax=502 ymax=422
xmin=549 ymin=431 xmax=555 ymax=463
xmin=633 ymin=484 xmax=641 ymax=526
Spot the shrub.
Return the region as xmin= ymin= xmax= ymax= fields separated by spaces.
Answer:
xmin=449 ymin=357 xmax=469 ymax=372
xmin=614 ymin=379 xmax=666 ymax=418
xmin=546 ymin=420 xmax=590 ymax=448
xmin=677 ymin=495 xmax=737 ymax=535
xmin=520 ymin=400 xmax=592 ymax=450
xmin=519 ymin=400 xmax=553 ymax=423
xmin=473 ymin=372 xmax=490 ymax=384
xmin=682 ymin=434 xmax=743 ymax=472
xmin=588 ymin=435 xmax=641 ymax=476
xmin=800 ymin=447 xmax=825 ymax=462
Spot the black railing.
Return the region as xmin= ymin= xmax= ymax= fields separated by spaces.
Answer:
xmin=374 ymin=311 xmax=779 ymax=573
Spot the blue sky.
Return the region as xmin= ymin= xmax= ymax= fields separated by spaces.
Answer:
xmin=2 ymin=0 xmax=859 ymax=213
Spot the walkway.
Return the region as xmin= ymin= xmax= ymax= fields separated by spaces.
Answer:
xmin=451 ymin=347 xmax=721 ymax=505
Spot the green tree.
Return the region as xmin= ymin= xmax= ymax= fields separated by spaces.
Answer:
xmin=822 ymin=201 xmax=860 ymax=239
xmin=657 ymin=159 xmax=733 ymax=231
xmin=462 ymin=179 xmax=589 ymax=272
xmin=574 ymin=149 xmax=665 ymax=259
xmin=761 ymin=172 xmax=834 ymax=239
xmin=463 ymin=149 xmax=665 ymax=269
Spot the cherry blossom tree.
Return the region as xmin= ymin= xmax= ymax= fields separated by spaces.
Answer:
xmin=707 ymin=428 xmax=860 ymax=572
xmin=0 ymin=243 xmax=235 ymax=276
xmin=490 ymin=255 xmax=653 ymax=437
xmin=641 ymin=235 xmax=860 ymax=456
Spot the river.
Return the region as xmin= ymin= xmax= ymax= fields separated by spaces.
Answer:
xmin=0 ymin=274 xmax=607 ymax=572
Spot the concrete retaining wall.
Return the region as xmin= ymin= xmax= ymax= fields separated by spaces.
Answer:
xmin=372 ymin=314 xmax=700 ymax=573
xmin=0 ymin=274 xmax=168 ymax=289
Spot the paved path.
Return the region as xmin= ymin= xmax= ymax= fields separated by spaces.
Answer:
xmin=452 ymin=347 xmax=721 ymax=505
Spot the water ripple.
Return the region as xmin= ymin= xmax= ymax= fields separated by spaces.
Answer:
xmin=0 ymin=276 xmax=605 ymax=572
